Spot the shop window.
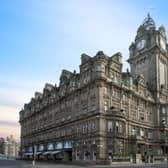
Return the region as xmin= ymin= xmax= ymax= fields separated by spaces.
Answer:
xmin=64 ymin=141 xmax=72 ymax=148
xmin=38 ymin=144 xmax=44 ymax=151
xmin=55 ymin=142 xmax=63 ymax=149
xmin=28 ymin=146 xmax=33 ymax=152
xmin=48 ymin=143 xmax=54 ymax=150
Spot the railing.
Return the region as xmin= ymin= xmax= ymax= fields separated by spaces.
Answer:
xmin=107 ymin=108 xmax=126 ymax=118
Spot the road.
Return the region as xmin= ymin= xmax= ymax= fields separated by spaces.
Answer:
xmin=0 ymin=159 xmax=167 ymax=168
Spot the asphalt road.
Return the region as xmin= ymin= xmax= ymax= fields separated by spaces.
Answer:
xmin=0 ymin=159 xmax=168 ymax=168
xmin=0 ymin=160 xmax=32 ymax=168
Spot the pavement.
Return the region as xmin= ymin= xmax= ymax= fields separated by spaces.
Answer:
xmin=0 ymin=159 xmax=168 ymax=168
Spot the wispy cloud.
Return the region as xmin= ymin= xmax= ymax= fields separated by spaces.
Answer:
xmin=0 ymin=77 xmax=42 ymax=139
xmin=0 ymin=74 xmax=56 ymax=91
xmin=0 ymin=73 xmax=58 ymax=106
xmin=0 ymin=120 xmax=19 ymax=127
xmin=0 ymin=87 xmax=32 ymax=108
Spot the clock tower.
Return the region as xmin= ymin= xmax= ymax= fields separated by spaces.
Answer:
xmin=128 ymin=14 xmax=168 ymax=99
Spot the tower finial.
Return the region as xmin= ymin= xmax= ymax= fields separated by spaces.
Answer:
xmin=142 ymin=12 xmax=155 ymax=30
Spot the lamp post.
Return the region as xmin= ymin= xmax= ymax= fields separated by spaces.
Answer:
xmin=32 ymin=145 xmax=37 ymax=168
xmin=160 ymin=119 xmax=167 ymax=165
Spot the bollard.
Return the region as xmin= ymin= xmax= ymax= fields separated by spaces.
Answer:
xmin=32 ymin=160 xmax=35 ymax=168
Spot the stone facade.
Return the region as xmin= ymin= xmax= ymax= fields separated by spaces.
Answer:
xmin=19 ymin=14 xmax=168 ymax=164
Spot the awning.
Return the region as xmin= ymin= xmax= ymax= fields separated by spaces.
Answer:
xmin=43 ymin=151 xmax=52 ymax=155
xmin=24 ymin=153 xmax=33 ymax=156
xmin=52 ymin=151 xmax=61 ymax=154
xmin=36 ymin=152 xmax=42 ymax=155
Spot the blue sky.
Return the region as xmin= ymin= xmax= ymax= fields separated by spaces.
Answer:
xmin=1 ymin=0 xmax=168 ymax=140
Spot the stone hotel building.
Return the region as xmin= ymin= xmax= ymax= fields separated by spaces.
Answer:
xmin=19 ymin=14 xmax=168 ymax=163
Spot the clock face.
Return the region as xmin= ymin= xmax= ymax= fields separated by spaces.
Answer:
xmin=137 ymin=39 xmax=146 ymax=50
xmin=160 ymin=38 xmax=166 ymax=50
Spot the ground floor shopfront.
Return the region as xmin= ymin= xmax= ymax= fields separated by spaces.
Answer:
xmin=21 ymin=138 xmax=168 ymax=164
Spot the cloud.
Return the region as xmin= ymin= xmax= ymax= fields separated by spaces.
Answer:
xmin=0 ymin=70 xmax=58 ymax=140
xmin=0 ymin=88 xmax=32 ymax=108
xmin=0 ymin=76 xmax=43 ymax=140
xmin=0 ymin=72 xmax=58 ymax=140
xmin=0 ymin=120 xmax=19 ymax=127
xmin=0 ymin=74 xmax=58 ymax=107
xmin=0 ymin=78 xmax=41 ymax=140
xmin=0 ymin=74 xmax=55 ymax=91
xmin=0 ymin=101 xmax=21 ymax=140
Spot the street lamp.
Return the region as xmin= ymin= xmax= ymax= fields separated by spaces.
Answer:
xmin=32 ymin=145 xmax=37 ymax=168
xmin=160 ymin=119 xmax=167 ymax=165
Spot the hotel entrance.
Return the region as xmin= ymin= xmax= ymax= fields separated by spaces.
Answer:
xmin=63 ymin=141 xmax=72 ymax=161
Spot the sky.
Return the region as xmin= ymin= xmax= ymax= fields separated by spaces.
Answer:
xmin=1 ymin=0 xmax=168 ymax=141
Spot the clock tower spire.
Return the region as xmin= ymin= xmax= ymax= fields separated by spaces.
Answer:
xmin=128 ymin=14 xmax=168 ymax=98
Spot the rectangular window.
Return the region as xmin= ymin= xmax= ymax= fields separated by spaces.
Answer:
xmin=161 ymin=107 xmax=166 ymax=114
xmin=93 ymin=151 xmax=96 ymax=161
xmin=107 ymin=121 xmax=113 ymax=132
xmin=116 ymin=121 xmax=119 ymax=133
xmin=56 ymin=142 xmax=63 ymax=149
xmin=76 ymin=151 xmax=80 ymax=160
xmin=64 ymin=141 xmax=72 ymax=148
xmin=48 ymin=143 xmax=54 ymax=150
xmin=96 ymin=64 xmax=105 ymax=72
xmin=38 ymin=144 xmax=44 ymax=151
xmin=161 ymin=118 xmax=166 ymax=124
xmin=56 ymin=130 xmax=61 ymax=137
xmin=140 ymin=129 xmax=144 ymax=137
xmin=132 ymin=128 xmax=136 ymax=135
xmin=148 ymin=132 xmax=153 ymax=139
xmin=119 ymin=123 xmax=123 ymax=133
xmin=28 ymin=146 xmax=33 ymax=152
xmin=108 ymin=149 xmax=112 ymax=160
xmin=104 ymin=101 xmax=109 ymax=111
xmin=107 ymin=140 xmax=112 ymax=145
xmin=104 ymin=87 xmax=107 ymax=96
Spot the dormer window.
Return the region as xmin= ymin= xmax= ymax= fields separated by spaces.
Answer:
xmin=96 ymin=64 xmax=105 ymax=72
xmin=160 ymin=38 xmax=166 ymax=50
